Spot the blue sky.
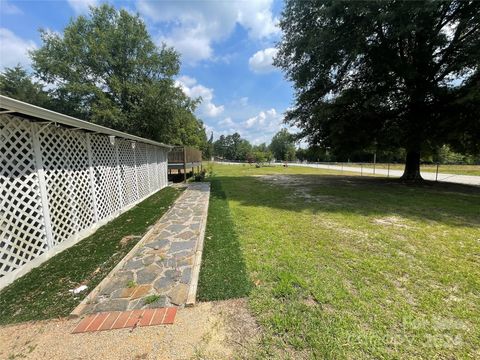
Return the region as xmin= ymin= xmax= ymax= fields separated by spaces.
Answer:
xmin=0 ymin=0 xmax=295 ymax=144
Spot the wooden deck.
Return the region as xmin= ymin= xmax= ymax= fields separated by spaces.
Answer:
xmin=168 ymin=146 xmax=203 ymax=182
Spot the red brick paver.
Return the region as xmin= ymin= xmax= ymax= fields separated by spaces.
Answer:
xmin=85 ymin=312 xmax=110 ymax=332
xmin=98 ymin=312 xmax=121 ymax=331
xmin=125 ymin=309 xmax=144 ymax=328
xmin=72 ymin=308 xmax=177 ymax=333
xmin=163 ymin=308 xmax=177 ymax=324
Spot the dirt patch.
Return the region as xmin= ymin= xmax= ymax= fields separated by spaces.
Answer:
xmin=390 ymin=274 xmax=417 ymax=306
xmin=312 ymin=216 xmax=369 ymax=239
xmin=373 ymin=216 xmax=412 ymax=229
xmin=120 ymin=235 xmax=142 ymax=247
xmin=194 ymin=299 xmax=262 ymax=359
xmin=256 ymin=174 xmax=340 ymax=204
xmin=0 ymin=299 xmax=260 ymax=360
xmin=302 ymin=295 xmax=319 ymax=308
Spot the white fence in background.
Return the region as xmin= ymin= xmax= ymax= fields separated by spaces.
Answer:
xmin=0 ymin=114 xmax=169 ymax=287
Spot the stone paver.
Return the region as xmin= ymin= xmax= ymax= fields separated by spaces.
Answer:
xmin=86 ymin=183 xmax=210 ymax=313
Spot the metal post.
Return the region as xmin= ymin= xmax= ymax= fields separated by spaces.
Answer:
xmin=361 ymin=164 xmax=363 ymax=176
xmin=373 ymin=153 xmax=376 ymax=174
xmin=31 ymin=123 xmax=55 ymax=249
xmin=436 ymin=163 xmax=439 ymax=182
xmin=387 ymin=163 xmax=390 ymax=178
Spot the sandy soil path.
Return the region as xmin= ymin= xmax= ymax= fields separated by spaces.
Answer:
xmin=0 ymin=299 xmax=259 ymax=360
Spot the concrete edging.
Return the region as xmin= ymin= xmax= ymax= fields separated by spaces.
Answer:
xmin=185 ymin=183 xmax=210 ymax=306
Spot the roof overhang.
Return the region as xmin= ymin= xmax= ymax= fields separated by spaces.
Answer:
xmin=0 ymin=95 xmax=173 ymax=149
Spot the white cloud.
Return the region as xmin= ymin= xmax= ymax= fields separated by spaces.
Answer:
xmin=244 ymin=108 xmax=279 ymax=129
xmin=177 ymin=75 xmax=197 ymax=87
xmin=203 ymin=105 xmax=299 ymax=145
xmin=138 ymin=0 xmax=280 ymax=63
xmin=158 ymin=26 xmax=213 ymax=63
xmin=175 ymin=75 xmax=224 ymax=117
xmin=242 ymin=108 xmax=287 ymax=144
xmin=218 ymin=117 xmax=234 ymax=127
xmin=0 ymin=1 xmax=23 ymax=15
xmin=0 ymin=28 xmax=36 ymax=69
xmin=67 ymin=0 xmax=98 ymax=15
xmin=249 ymin=47 xmax=278 ymax=73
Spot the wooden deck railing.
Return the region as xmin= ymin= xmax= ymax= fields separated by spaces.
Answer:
xmin=168 ymin=146 xmax=202 ymax=164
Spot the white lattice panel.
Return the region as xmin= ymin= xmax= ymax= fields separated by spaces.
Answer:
xmin=1 ymin=113 xmax=168 ymax=282
xmin=158 ymin=149 xmax=164 ymax=188
xmin=91 ymin=135 xmax=122 ymax=220
xmin=39 ymin=126 xmax=95 ymax=245
xmin=0 ymin=116 xmax=48 ymax=276
xmin=159 ymin=150 xmax=167 ymax=188
xmin=118 ymin=139 xmax=138 ymax=206
xmin=136 ymin=143 xmax=149 ymax=198
xmin=156 ymin=149 xmax=163 ymax=189
xmin=147 ymin=145 xmax=158 ymax=192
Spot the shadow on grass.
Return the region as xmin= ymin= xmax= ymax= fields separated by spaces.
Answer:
xmin=0 ymin=186 xmax=183 ymax=325
xmin=197 ymin=179 xmax=252 ymax=301
xmin=215 ymin=174 xmax=480 ymax=228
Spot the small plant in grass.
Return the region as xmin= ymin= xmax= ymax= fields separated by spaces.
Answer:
xmin=194 ymin=169 xmax=207 ymax=182
xmin=126 ymin=280 xmax=137 ymax=288
xmin=206 ymin=162 xmax=214 ymax=175
xmin=143 ymin=294 xmax=161 ymax=304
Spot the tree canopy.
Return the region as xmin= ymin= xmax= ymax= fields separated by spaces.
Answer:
xmin=27 ymin=4 xmax=206 ymax=149
xmin=212 ymin=133 xmax=274 ymax=163
xmin=213 ymin=133 xmax=252 ymax=161
xmin=0 ymin=66 xmax=50 ymax=107
xmin=275 ymin=0 xmax=480 ymax=179
xmin=270 ymin=129 xmax=296 ymax=161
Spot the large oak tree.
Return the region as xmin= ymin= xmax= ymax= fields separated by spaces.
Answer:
xmin=30 ymin=4 xmax=207 ymax=149
xmin=275 ymin=0 xmax=480 ymax=179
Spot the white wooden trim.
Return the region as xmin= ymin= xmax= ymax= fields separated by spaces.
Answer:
xmin=31 ymin=122 xmax=55 ymax=250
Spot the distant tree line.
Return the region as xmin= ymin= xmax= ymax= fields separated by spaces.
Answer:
xmin=0 ymin=5 xmax=208 ymax=153
xmin=211 ymin=129 xmax=296 ymax=163
xmin=211 ymin=129 xmax=478 ymax=165
xmin=295 ymin=145 xmax=479 ymax=164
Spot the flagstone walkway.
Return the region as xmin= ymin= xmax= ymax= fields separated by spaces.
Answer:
xmin=81 ymin=182 xmax=210 ymax=314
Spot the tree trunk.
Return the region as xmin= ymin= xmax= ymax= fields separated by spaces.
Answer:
xmin=401 ymin=150 xmax=423 ymax=181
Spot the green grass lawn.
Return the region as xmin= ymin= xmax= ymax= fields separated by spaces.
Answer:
xmin=199 ymin=163 xmax=480 ymax=359
xmin=197 ymin=178 xmax=252 ymax=301
xmin=419 ymin=164 xmax=480 ymax=176
xmin=0 ymin=186 xmax=182 ymax=325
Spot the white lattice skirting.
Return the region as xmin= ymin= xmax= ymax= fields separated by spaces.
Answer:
xmin=0 ymin=114 xmax=169 ymax=289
